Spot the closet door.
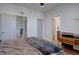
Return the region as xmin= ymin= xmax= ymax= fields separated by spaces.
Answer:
xmin=1 ymin=14 xmax=16 ymax=42
xmin=37 ymin=19 xmax=43 ymax=38
xmin=0 ymin=14 xmax=1 ymax=40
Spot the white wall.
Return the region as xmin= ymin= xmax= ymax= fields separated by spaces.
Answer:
xmin=43 ymin=4 xmax=79 ymax=42
xmin=0 ymin=4 xmax=44 ymax=40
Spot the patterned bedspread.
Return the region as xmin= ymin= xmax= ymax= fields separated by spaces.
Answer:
xmin=0 ymin=39 xmax=41 ymax=55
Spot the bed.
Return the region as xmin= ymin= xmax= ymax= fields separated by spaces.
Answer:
xmin=0 ymin=37 xmax=64 ymax=55
xmin=0 ymin=39 xmax=42 ymax=55
xmin=27 ymin=37 xmax=64 ymax=55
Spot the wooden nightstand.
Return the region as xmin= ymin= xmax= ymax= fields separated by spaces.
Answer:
xmin=59 ymin=32 xmax=79 ymax=55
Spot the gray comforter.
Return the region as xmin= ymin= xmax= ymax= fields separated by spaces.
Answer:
xmin=27 ymin=37 xmax=64 ymax=55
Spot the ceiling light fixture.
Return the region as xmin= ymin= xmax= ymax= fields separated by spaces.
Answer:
xmin=40 ymin=3 xmax=44 ymax=7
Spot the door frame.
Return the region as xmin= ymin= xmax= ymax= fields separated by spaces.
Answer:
xmin=52 ymin=16 xmax=60 ymax=41
xmin=16 ymin=16 xmax=27 ymax=40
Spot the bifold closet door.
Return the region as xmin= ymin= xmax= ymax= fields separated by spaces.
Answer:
xmin=0 ymin=14 xmax=1 ymax=40
xmin=1 ymin=14 xmax=16 ymax=42
xmin=37 ymin=19 xmax=43 ymax=38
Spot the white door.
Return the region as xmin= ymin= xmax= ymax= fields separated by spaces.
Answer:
xmin=1 ymin=14 xmax=16 ymax=42
xmin=52 ymin=16 xmax=60 ymax=40
xmin=37 ymin=19 xmax=43 ymax=38
xmin=0 ymin=14 xmax=1 ymax=40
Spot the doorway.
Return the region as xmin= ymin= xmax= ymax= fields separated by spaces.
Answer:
xmin=52 ymin=16 xmax=60 ymax=41
xmin=16 ymin=16 xmax=27 ymax=40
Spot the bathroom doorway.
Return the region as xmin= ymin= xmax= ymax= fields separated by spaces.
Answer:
xmin=52 ymin=16 xmax=60 ymax=41
xmin=16 ymin=16 xmax=27 ymax=40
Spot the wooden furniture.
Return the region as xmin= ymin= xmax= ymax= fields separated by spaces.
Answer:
xmin=59 ymin=32 xmax=79 ymax=55
xmin=75 ymin=40 xmax=79 ymax=45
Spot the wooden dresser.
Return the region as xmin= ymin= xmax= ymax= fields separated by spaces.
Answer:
xmin=59 ymin=32 xmax=79 ymax=55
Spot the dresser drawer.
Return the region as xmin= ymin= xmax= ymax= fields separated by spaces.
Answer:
xmin=61 ymin=37 xmax=75 ymax=45
xmin=75 ymin=40 xmax=79 ymax=45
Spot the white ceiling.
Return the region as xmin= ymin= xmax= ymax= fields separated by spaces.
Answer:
xmin=14 ymin=3 xmax=59 ymax=13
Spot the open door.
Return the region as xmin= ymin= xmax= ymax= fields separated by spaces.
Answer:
xmin=52 ymin=16 xmax=60 ymax=41
xmin=16 ymin=16 xmax=27 ymax=40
